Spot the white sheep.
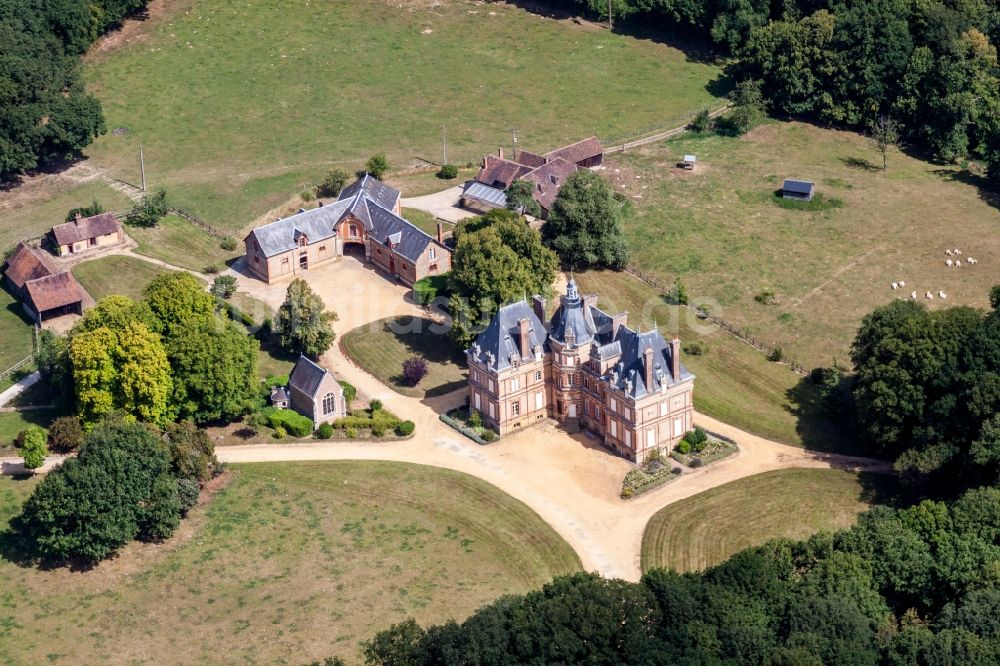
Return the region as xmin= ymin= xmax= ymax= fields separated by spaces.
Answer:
xmin=926 ymin=291 xmax=934 ymax=299
xmin=969 ymin=257 xmax=978 ymax=265
xmin=899 ymin=281 xmax=906 ymax=287
xmin=946 ymin=259 xmax=954 ymax=267
xmin=946 ymin=249 xmax=954 ymax=256
xmin=955 ymin=249 xmax=962 ymax=255
xmin=891 ymin=282 xmax=899 ymax=290
xmin=939 ymin=291 xmax=947 ymax=299
xmin=910 ymin=291 xmax=918 ymax=299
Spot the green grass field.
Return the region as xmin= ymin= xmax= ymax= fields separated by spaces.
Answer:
xmin=80 ymin=0 xmax=724 ymax=231
xmin=0 ymin=409 xmax=58 ymax=454
xmin=342 ymin=317 xmax=467 ymax=398
xmin=129 ymin=214 xmax=239 ymax=272
xmin=0 ymin=287 xmax=35 ymax=372
xmin=0 ymin=179 xmax=135 ymax=252
xmin=611 ymin=121 xmax=1000 ymax=368
xmin=72 ymin=255 xmax=176 ymax=301
xmin=641 ymin=469 xmax=893 ymax=573
xmin=402 ymin=207 xmax=444 ymax=237
xmin=575 ymin=270 xmax=843 ymax=450
xmin=0 ymin=461 xmax=580 ymax=664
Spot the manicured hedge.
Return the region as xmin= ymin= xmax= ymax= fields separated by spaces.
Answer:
xmin=261 ymin=407 xmax=313 ymax=437
xmin=440 ymin=413 xmax=490 ymax=445
xmin=332 ymin=408 xmax=401 ymax=431
xmin=413 ymin=274 xmax=451 ymax=306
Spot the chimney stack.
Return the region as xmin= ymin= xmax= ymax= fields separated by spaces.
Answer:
xmin=74 ymin=211 xmax=82 ymax=222
xmin=611 ymin=311 xmax=627 ymax=338
xmin=532 ymin=295 xmax=547 ymax=327
xmin=671 ymin=337 xmax=681 ymax=381
xmin=317 ymin=201 xmax=324 ymax=207
xmin=644 ymin=346 xmax=654 ymax=392
xmin=518 ymin=318 xmax=531 ymax=360
xmin=436 ymin=222 xmax=444 ymax=244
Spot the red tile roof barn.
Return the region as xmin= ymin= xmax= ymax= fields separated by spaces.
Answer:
xmin=475 ymin=155 xmax=533 ymax=188
xmin=521 ymin=158 xmax=579 ymax=212
xmin=2 ymin=242 xmax=52 ymax=290
xmin=24 ymin=272 xmax=84 ymax=313
xmin=50 ymin=212 xmax=121 ymax=247
xmin=543 ymin=137 xmax=603 ymax=165
xmin=512 ymin=149 xmax=547 ymax=168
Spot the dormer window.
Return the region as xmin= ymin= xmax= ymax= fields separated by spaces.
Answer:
xmin=298 ymin=235 xmax=308 ymax=246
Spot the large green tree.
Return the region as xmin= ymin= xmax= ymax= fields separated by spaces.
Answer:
xmin=15 ymin=417 xmax=182 ymax=562
xmin=273 ymin=278 xmax=338 ymax=357
xmin=448 ymin=213 xmax=558 ymax=346
xmin=541 ymin=170 xmax=630 ymax=270
xmin=143 ymin=272 xmax=216 ymax=335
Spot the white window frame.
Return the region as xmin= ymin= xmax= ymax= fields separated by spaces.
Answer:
xmin=610 ymin=420 xmax=618 ymax=437
xmin=659 ymin=401 xmax=668 ymax=417
xmin=535 ymin=391 xmax=544 ymax=410
xmin=647 ymin=429 xmax=656 ymax=448
xmin=511 ymin=376 xmax=520 ymax=391
xmin=673 ymin=417 xmax=683 ymax=437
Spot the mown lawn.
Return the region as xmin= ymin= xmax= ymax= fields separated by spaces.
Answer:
xmin=0 ymin=461 xmax=580 ymax=664
xmin=0 ymin=287 xmax=35 ymax=372
xmin=129 ymin=214 xmax=239 ymax=272
xmin=610 ymin=121 xmax=1000 ymax=368
xmin=342 ymin=316 xmax=466 ymax=398
xmin=641 ymin=469 xmax=895 ymax=573
xmin=81 ymin=0 xmax=724 ymax=230
xmin=575 ymin=270 xmax=844 ymax=450
xmin=72 ymin=255 xmax=176 ymax=301
xmin=0 ymin=409 xmax=58 ymax=453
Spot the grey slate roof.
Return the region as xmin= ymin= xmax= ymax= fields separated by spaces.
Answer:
xmin=289 ymin=355 xmax=339 ymax=398
xmin=463 ymin=181 xmax=507 ymax=208
xmin=247 ymin=198 xmax=353 ymax=257
xmin=339 ymin=174 xmax=400 ymax=212
xmin=468 ymin=300 xmax=546 ymax=373
xmin=782 ymin=179 xmax=814 ymax=195
xmin=368 ymin=201 xmax=436 ymax=263
xmin=601 ymin=326 xmax=693 ymax=399
xmin=549 ymin=278 xmax=597 ymax=346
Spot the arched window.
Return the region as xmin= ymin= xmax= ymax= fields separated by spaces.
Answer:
xmin=322 ymin=393 xmax=336 ymax=415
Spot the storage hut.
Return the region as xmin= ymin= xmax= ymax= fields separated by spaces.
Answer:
xmin=781 ymin=179 xmax=815 ymax=201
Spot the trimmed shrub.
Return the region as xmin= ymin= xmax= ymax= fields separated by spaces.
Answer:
xmin=682 ymin=341 xmax=706 ymax=356
xmin=395 ymin=420 xmax=415 ymax=436
xmin=47 ymin=416 xmax=84 ymax=453
xmin=346 ymin=427 xmax=359 ymax=439
xmin=371 ymin=423 xmax=386 ymax=437
xmin=272 ymin=426 xmax=286 ymax=440
xmin=339 ymin=380 xmax=356 ymax=408
xmin=370 ymin=399 xmax=383 ymax=412
xmin=402 ymin=356 xmax=428 ymax=386
xmin=437 ymin=164 xmax=458 ymax=179
xmin=316 ymin=422 xmax=334 ymax=439
xmin=413 ymin=274 xmax=451 ymax=306
xmin=675 ymin=440 xmax=691 ymax=454
xmin=468 ymin=410 xmax=483 ymax=429
xmin=689 ymin=457 xmax=704 ymax=468
xmin=262 ymin=407 xmax=313 ymax=437
xmin=220 ymin=237 xmax=238 ymax=251
xmin=480 ymin=429 xmax=496 ymax=443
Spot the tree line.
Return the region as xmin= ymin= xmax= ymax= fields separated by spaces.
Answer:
xmin=358 ymin=484 xmax=1000 ymax=665
xmin=0 ymin=0 xmax=150 ymax=181
xmin=565 ymin=0 xmax=1000 ymax=184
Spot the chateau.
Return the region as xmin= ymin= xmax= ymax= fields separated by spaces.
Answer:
xmin=466 ymin=279 xmax=695 ymax=462
xmin=244 ymin=175 xmax=451 ymax=285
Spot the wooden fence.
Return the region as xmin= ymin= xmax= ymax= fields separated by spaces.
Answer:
xmin=169 ymin=206 xmax=230 ymax=240
xmin=623 ymin=267 xmax=809 ymax=376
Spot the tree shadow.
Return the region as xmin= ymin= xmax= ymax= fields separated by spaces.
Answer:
xmin=930 ymin=168 xmax=1000 ymax=213
xmin=784 ymin=376 xmax=866 ymax=456
xmin=840 ymin=157 xmax=880 ymax=172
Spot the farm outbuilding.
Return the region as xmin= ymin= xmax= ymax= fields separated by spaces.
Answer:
xmin=678 ymin=155 xmax=697 ymax=170
xmin=782 ymin=179 xmax=815 ymax=201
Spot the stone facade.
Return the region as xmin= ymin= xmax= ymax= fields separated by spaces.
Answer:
xmin=467 ymin=280 xmax=695 ymax=463
xmin=287 ymin=355 xmax=347 ymax=427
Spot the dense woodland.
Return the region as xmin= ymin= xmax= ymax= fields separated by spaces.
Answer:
xmin=567 ymin=0 xmax=1000 ymax=183
xmin=0 ymin=0 xmax=148 ymax=180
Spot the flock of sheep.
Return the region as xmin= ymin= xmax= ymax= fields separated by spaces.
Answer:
xmin=889 ymin=248 xmax=980 ymax=301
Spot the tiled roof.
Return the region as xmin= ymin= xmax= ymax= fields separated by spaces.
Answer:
xmin=521 ymin=158 xmax=578 ymax=212
xmin=289 ymin=355 xmax=340 ymax=398
xmin=475 ymin=155 xmax=533 ymax=189
xmin=50 ymin=212 xmax=120 ymax=246
xmin=24 ymin=272 xmax=83 ymax=313
xmin=339 ymin=174 xmax=400 ymax=212
xmin=468 ymin=300 xmax=547 ymax=373
xmin=543 ymin=137 xmax=603 ymax=165
xmin=513 ymin=150 xmax=546 ymax=168
xmin=2 ymin=243 xmax=52 ymax=290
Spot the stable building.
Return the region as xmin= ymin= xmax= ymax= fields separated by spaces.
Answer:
xmin=2 ymin=242 xmax=84 ymax=324
xmin=50 ymin=212 xmax=123 ymax=256
xmin=243 ymin=175 xmax=451 ymax=285
xmin=467 ymin=279 xmax=695 ymax=463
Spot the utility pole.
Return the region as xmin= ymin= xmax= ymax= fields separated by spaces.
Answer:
xmin=608 ymin=0 xmax=613 ymax=30
xmin=510 ymin=127 xmax=518 ymax=157
xmin=139 ymin=144 xmax=146 ymax=192
xmin=442 ymin=125 xmax=447 ymax=166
